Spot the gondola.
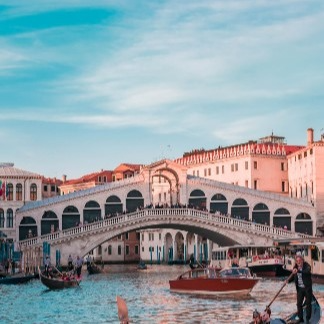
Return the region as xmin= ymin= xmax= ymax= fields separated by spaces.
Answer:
xmin=252 ymin=294 xmax=322 ymax=324
xmin=0 ymin=272 xmax=38 ymax=285
xmin=87 ymin=262 xmax=102 ymax=275
xmin=38 ymin=267 xmax=81 ymax=290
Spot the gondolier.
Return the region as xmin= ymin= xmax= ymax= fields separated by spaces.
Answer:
xmin=75 ymin=256 xmax=83 ymax=278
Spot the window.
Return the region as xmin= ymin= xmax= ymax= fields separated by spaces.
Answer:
xmin=16 ymin=184 xmax=22 ymax=201
xmin=231 ymin=164 xmax=234 ymax=172
xmin=245 ymin=161 xmax=248 ymax=170
xmin=0 ymin=209 xmax=4 ymax=227
xmin=142 ymin=246 xmax=144 ymax=252
xmin=254 ymin=180 xmax=258 ymax=190
xmin=44 ymin=185 xmax=48 ymax=192
xmin=208 ymin=168 xmax=211 ymax=176
xmin=117 ymin=234 xmax=122 ymax=240
xmin=118 ymin=245 xmax=122 ymax=255
xmin=30 ymin=183 xmax=37 ymax=201
xmin=135 ymin=245 xmax=139 ymax=255
xmin=245 ymin=180 xmax=248 ymax=188
xmin=125 ymin=245 xmax=130 ymax=255
xmin=141 ymin=233 xmax=144 ymax=241
xmin=125 ymin=232 xmax=129 ymax=240
xmin=159 ymin=233 xmax=162 ymax=240
xmin=281 ymin=181 xmax=285 ymax=192
xmin=164 ymin=192 xmax=167 ymax=201
xmin=136 ymin=232 xmax=140 ymax=240
xmin=197 ymin=170 xmax=199 ymax=177
xmin=7 ymin=183 xmax=13 ymax=201
xmin=204 ymin=169 xmax=207 ymax=176
xmin=108 ymin=245 xmax=112 ymax=255
xmin=6 ymin=209 xmax=13 ymax=228
xmin=216 ymin=166 xmax=219 ymax=175
xmin=51 ymin=185 xmax=55 ymax=192
xmin=254 ymin=161 xmax=258 ymax=169
xmin=235 ymin=163 xmax=238 ymax=171
xmin=193 ymin=170 xmax=195 ymax=176
xmin=222 ymin=165 xmax=224 ymax=174
xmin=281 ymin=162 xmax=285 ymax=171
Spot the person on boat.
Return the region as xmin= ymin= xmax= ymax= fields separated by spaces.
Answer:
xmin=288 ymin=252 xmax=312 ymax=323
xmin=86 ymin=255 xmax=92 ymax=269
xmin=44 ymin=256 xmax=51 ymax=277
xmin=232 ymin=258 xmax=239 ymax=267
xmin=68 ymin=254 xmax=73 ymax=271
xmin=75 ymin=256 xmax=83 ymax=278
xmin=252 ymin=310 xmax=262 ymax=324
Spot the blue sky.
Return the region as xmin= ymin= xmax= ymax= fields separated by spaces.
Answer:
xmin=1 ymin=0 xmax=324 ymax=179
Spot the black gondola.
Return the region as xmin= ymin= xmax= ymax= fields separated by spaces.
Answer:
xmin=0 ymin=272 xmax=38 ymax=285
xmin=87 ymin=263 xmax=102 ymax=275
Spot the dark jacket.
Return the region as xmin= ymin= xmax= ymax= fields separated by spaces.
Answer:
xmin=292 ymin=261 xmax=312 ymax=290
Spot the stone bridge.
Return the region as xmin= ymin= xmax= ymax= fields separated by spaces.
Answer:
xmin=19 ymin=208 xmax=308 ymax=268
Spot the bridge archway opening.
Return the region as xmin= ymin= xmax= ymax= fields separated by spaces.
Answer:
xmin=174 ymin=232 xmax=184 ymax=262
xmin=189 ymin=189 xmax=206 ymax=210
xmin=105 ymin=195 xmax=123 ymax=217
xmin=19 ymin=216 xmax=37 ymax=240
xmin=273 ymin=208 xmax=291 ymax=230
xmin=84 ymin=200 xmax=101 ymax=223
xmin=231 ymin=198 xmax=249 ymax=221
xmin=62 ymin=205 xmax=80 ymax=229
xmin=126 ymin=190 xmax=144 ymax=212
xmin=165 ymin=232 xmax=173 ymax=263
xmin=152 ymin=167 xmax=180 ymax=205
xmin=295 ymin=212 xmax=312 ymax=235
xmin=252 ymin=203 xmax=270 ymax=225
xmin=41 ymin=211 xmax=59 ymax=235
xmin=210 ymin=193 xmax=228 ymax=214
xmin=151 ymin=174 xmax=173 ymax=206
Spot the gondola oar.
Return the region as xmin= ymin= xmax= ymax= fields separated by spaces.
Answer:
xmin=267 ymin=272 xmax=294 ymax=309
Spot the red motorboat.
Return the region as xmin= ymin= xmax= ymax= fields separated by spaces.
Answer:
xmin=169 ymin=267 xmax=259 ymax=296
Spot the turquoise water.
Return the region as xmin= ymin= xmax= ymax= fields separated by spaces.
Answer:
xmin=1 ymin=265 xmax=324 ymax=323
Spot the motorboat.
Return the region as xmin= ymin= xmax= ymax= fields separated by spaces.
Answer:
xmin=169 ymin=267 xmax=259 ymax=296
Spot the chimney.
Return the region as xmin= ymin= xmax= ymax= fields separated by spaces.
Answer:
xmin=62 ymin=174 xmax=67 ymax=182
xmin=307 ymin=128 xmax=314 ymax=146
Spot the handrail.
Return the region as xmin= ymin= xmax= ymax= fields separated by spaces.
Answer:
xmin=18 ymin=208 xmax=309 ymax=249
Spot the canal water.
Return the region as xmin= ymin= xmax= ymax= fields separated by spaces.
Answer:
xmin=1 ymin=264 xmax=324 ymax=323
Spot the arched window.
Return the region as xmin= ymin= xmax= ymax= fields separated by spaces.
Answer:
xmin=0 ymin=209 xmax=4 ymax=228
xmin=30 ymin=183 xmax=37 ymax=201
xmin=7 ymin=183 xmax=13 ymax=201
xmin=108 ymin=245 xmax=112 ymax=255
xmin=6 ymin=209 xmax=13 ymax=228
xmin=16 ymin=183 xmax=23 ymax=201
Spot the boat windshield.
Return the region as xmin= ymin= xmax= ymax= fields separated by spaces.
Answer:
xmin=219 ymin=268 xmax=251 ymax=277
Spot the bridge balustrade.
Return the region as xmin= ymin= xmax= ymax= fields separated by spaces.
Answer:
xmin=18 ymin=207 xmax=309 ymax=249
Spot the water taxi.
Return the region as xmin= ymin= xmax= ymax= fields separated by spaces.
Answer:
xmin=210 ymin=244 xmax=290 ymax=277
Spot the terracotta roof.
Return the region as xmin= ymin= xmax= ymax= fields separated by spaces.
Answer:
xmin=61 ymin=170 xmax=113 ymax=185
xmin=113 ymin=163 xmax=142 ymax=172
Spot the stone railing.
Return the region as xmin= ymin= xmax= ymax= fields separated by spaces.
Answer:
xmin=19 ymin=208 xmax=309 ymax=249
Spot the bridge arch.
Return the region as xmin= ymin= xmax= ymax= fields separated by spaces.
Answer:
xmin=273 ymin=208 xmax=291 ymax=230
xmin=62 ymin=205 xmax=80 ymax=229
xmin=105 ymin=195 xmax=123 ymax=216
xmin=231 ymin=198 xmax=249 ymax=221
xmin=210 ymin=193 xmax=228 ymax=215
xmin=126 ymin=190 xmax=144 ymax=212
xmin=252 ymin=203 xmax=270 ymax=225
xmin=84 ymin=200 xmax=101 ymax=224
xmin=189 ymin=189 xmax=206 ymax=209
xmin=41 ymin=211 xmax=59 ymax=235
xmin=19 ymin=216 xmax=37 ymax=240
xmin=165 ymin=232 xmax=173 ymax=263
xmin=295 ymin=212 xmax=312 ymax=235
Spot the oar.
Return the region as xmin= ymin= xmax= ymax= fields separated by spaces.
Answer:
xmin=267 ymin=272 xmax=294 ymax=309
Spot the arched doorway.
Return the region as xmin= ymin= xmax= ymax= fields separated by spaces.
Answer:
xmin=231 ymin=198 xmax=249 ymax=221
xmin=84 ymin=200 xmax=101 ymax=223
xmin=126 ymin=190 xmax=144 ymax=213
xmin=252 ymin=203 xmax=270 ymax=225
xmin=19 ymin=216 xmax=37 ymax=240
xmin=62 ymin=205 xmax=80 ymax=230
xmin=105 ymin=195 xmax=123 ymax=217
xmin=41 ymin=211 xmax=59 ymax=235
xmin=210 ymin=193 xmax=228 ymax=214
xmin=188 ymin=189 xmax=206 ymax=210
xmin=273 ymin=208 xmax=291 ymax=230
xmin=295 ymin=213 xmax=312 ymax=235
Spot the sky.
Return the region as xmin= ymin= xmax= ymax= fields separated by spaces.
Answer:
xmin=1 ymin=0 xmax=324 ymax=180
